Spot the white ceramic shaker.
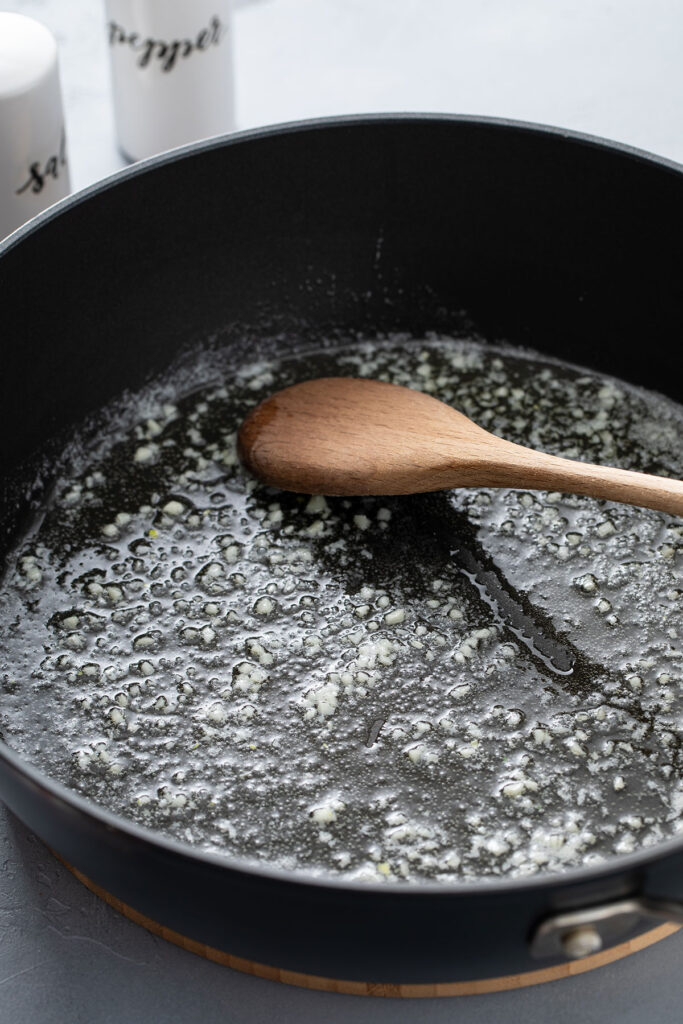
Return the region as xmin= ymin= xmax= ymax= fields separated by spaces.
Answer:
xmin=104 ymin=0 xmax=236 ymax=162
xmin=0 ymin=13 xmax=71 ymax=240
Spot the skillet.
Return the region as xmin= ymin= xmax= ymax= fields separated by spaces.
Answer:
xmin=1 ymin=114 xmax=683 ymax=987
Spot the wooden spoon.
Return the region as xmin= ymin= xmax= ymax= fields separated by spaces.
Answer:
xmin=238 ymin=377 xmax=683 ymax=515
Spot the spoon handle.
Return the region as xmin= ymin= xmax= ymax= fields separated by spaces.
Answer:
xmin=487 ymin=442 xmax=683 ymax=517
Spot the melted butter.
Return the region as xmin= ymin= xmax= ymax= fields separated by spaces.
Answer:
xmin=0 ymin=335 xmax=681 ymax=883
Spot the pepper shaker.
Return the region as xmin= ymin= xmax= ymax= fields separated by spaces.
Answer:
xmin=0 ymin=13 xmax=71 ymax=240
xmin=104 ymin=0 xmax=236 ymax=162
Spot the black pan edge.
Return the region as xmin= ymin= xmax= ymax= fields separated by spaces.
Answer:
xmin=1 ymin=113 xmax=683 ymax=903
xmin=2 ymin=111 xmax=682 ymax=264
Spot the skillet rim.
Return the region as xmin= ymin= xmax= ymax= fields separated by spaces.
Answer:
xmin=1 ymin=111 xmax=683 ymax=901
xmin=2 ymin=110 xmax=682 ymax=261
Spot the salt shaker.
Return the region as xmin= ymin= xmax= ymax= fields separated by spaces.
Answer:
xmin=0 ymin=13 xmax=71 ymax=240
xmin=104 ymin=0 xmax=236 ymax=162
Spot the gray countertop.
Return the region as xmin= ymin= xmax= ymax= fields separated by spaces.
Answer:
xmin=2 ymin=1 xmax=683 ymax=1020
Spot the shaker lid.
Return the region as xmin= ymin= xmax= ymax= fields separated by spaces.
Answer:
xmin=0 ymin=12 xmax=58 ymax=98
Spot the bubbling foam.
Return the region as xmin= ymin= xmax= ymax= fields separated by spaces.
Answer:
xmin=0 ymin=335 xmax=681 ymax=883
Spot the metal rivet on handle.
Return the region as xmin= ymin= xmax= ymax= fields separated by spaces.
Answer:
xmin=561 ymin=925 xmax=604 ymax=959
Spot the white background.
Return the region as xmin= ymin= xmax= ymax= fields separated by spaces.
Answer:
xmin=3 ymin=0 xmax=683 ymax=191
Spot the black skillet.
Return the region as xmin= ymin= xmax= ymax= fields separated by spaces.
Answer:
xmin=1 ymin=115 xmax=683 ymax=986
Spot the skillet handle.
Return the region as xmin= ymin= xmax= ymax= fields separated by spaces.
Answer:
xmin=530 ymin=896 xmax=683 ymax=960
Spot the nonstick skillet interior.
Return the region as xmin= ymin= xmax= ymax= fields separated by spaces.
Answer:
xmin=0 ymin=115 xmax=682 ymax=984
